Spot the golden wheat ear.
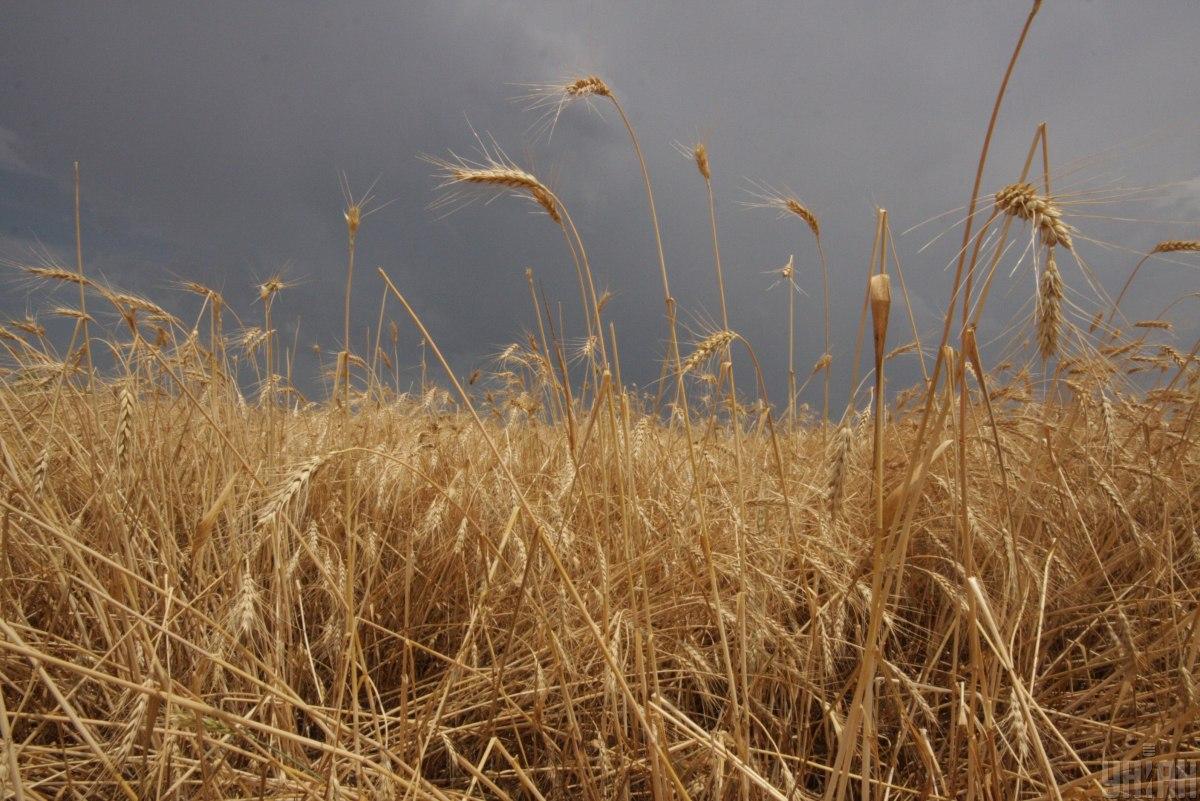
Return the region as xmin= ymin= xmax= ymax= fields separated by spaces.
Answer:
xmin=427 ymin=151 xmax=561 ymax=224
xmin=1036 ymin=250 xmax=1064 ymax=360
xmin=994 ymin=182 xmax=1073 ymax=251
xmin=680 ymin=330 xmax=734 ymax=375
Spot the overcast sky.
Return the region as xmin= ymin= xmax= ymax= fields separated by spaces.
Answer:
xmin=3 ymin=1 xmax=1199 ymax=405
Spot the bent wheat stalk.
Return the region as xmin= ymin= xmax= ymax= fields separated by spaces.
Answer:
xmin=1106 ymin=240 xmax=1200 ymax=330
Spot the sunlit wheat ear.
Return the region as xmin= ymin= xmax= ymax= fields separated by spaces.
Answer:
xmin=680 ymin=330 xmax=734 ymax=375
xmin=22 ymin=266 xmax=91 ymax=287
xmin=1037 ymin=250 xmax=1064 ymax=360
xmin=811 ymin=353 xmax=832 ymax=375
xmin=50 ymin=306 xmax=94 ymax=324
xmin=519 ymin=74 xmax=614 ymax=139
xmin=673 ymin=140 xmax=711 ymax=181
xmin=10 ymin=317 xmax=46 ymax=338
xmin=338 ymin=171 xmax=387 ymax=235
xmin=1100 ymin=393 xmax=1118 ymax=452
xmin=428 ymin=149 xmax=561 ymax=224
xmin=182 ymin=281 xmax=224 ymax=307
xmin=564 ymin=75 xmax=612 ymax=98
xmin=780 ymin=254 xmax=794 ymax=281
xmin=1134 ymin=319 xmax=1173 ymax=331
xmin=32 ymin=446 xmax=49 ymax=497
xmin=744 ymin=182 xmax=820 ymax=238
xmin=258 ymin=274 xmax=291 ymax=303
xmin=1150 ymin=240 xmax=1200 ymax=255
xmin=826 ymin=420 xmax=853 ymax=519
xmin=115 ymin=387 xmax=134 ymax=471
xmin=994 ymin=182 xmax=1073 ymax=251
xmin=692 ymin=143 xmax=711 ymax=180
xmin=257 ymin=454 xmax=326 ymax=526
xmin=233 ymin=561 xmax=260 ymax=637
xmin=99 ymin=288 xmax=178 ymax=325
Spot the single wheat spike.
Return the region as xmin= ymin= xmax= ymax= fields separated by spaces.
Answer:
xmin=183 ymin=281 xmax=221 ymax=302
xmin=565 ymin=75 xmax=612 ymax=98
xmin=995 ymin=182 xmax=1073 ymax=251
xmin=258 ymin=454 xmax=326 ymax=525
xmin=1134 ymin=320 xmax=1172 ymax=330
xmin=812 ymin=352 xmax=832 ymax=375
xmin=50 ymin=306 xmax=94 ymax=323
xmin=104 ymin=290 xmax=176 ymax=323
xmin=1037 ymin=251 xmax=1064 ymax=360
xmin=1150 ymin=240 xmax=1200 ymax=254
xmin=743 ymin=185 xmax=821 ymax=239
xmin=32 ymin=447 xmax=49 ymax=497
xmin=448 ymin=165 xmax=561 ymax=224
xmin=780 ymin=255 xmax=795 ymax=281
xmin=24 ymin=266 xmax=90 ymax=286
xmin=344 ymin=204 xmax=361 ymax=239
xmin=692 ymin=143 xmax=711 ymax=180
xmin=784 ymin=198 xmax=820 ymax=238
xmin=259 ymin=275 xmax=286 ymax=301
xmin=234 ymin=562 xmax=260 ymax=637
xmin=115 ymin=387 xmax=134 ymax=471
xmin=826 ymin=421 xmax=852 ymax=519
xmin=11 ymin=318 xmax=46 ymax=338
xmin=681 ymin=330 xmax=734 ymax=374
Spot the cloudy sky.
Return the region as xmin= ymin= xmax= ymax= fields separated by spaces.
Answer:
xmin=3 ymin=1 xmax=1199 ymax=405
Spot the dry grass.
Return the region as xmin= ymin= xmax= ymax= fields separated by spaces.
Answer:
xmin=3 ymin=3 xmax=1200 ymax=800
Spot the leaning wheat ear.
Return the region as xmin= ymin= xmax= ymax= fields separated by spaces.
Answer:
xmin=995 ymin=182 xmax=1073 ymax=251
xmin=429 ymin=152 xmax=561 ymax=224
xmin=680 ymin=331 xmax=735 ymax=375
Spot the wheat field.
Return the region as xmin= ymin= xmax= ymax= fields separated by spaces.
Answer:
xmin=3 ymin=3 xmax=1200 ymax=799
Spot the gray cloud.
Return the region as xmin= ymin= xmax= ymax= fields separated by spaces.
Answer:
xmin=3 ymin=1 xmax=1199 ymax=405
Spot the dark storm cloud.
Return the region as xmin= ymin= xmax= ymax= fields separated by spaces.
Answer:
xmin=3 ymin=1 xmax=1199 ymax=403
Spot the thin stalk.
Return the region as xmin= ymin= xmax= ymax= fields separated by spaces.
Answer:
xmin=73 ymin=162 xmax=93 ymax=389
